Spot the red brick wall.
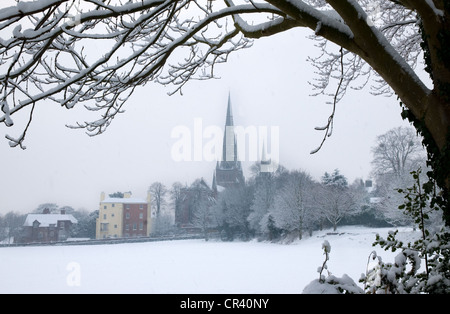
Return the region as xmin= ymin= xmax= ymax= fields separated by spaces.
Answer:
xmin=122 ymin=203 xmax=148 ymax=237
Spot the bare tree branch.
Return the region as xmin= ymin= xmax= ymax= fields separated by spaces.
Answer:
xmin=0 ymin=0 xmax=447 ymax=157
xmin=310 ymin=46 xmax=343 ymax=154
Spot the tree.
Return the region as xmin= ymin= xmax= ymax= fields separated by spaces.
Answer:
xmin=70 ymin=209 xmax=98 ymax=239
xmin=192 ymin=190 xmax=216 ymax=241
xmin=247 ymin=162 xmax=279 ymax=236
xmin=1 ymin=0 xmax=449 ymax=222
xmin=213 ymin=184 xmax=253 ymax=241
xmin=33 ymin=203 xmax=59 ymax=214
xmin=270 ymin=170 xmax=317 ymax=240
xmin=148 ymin=182 xmax=167 ymax=218
xmin=182 ymin=178 xmax=217 ymax=240
xmin=371 ymin=127 xmax=428 ymax=225
xmin=317 ymin=169 xmax=356 ymax=231
xmin=373 ymin=172 xmax=415 ymax=226
xmin=0 ymin=211 xmax=26 ymax=244
xmin=170 ymin=181 xmax=185 ymax=225
xmin=321 ymin=169 xmax=348 ymax=188
xmin=151 ymin=212 xmax=174 ymax=236
xmin=259 ymin=214 xmax=282 ymax=241
xmin=371 ymin=126 xmax=425 ymax=178
xmin=109 ymin=192 xmax=125 ymax=198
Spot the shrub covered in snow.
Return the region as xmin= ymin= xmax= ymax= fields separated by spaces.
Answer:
xmin=303 ymin=240 xmax=363 ymax=294
xmin=305 ymin=169 xmax=450 ymax=294
xmin=361 ymin=169 xmax=450 ymax=294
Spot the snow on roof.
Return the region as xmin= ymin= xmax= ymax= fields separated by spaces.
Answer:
xmin=23 ymin=214 xmax=78 ymax=227
xmin=101 ymin=197 xmax=147 ymax=204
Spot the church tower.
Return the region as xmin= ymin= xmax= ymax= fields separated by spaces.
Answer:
xmin=214 ymin=94 xmax=245 ymax=190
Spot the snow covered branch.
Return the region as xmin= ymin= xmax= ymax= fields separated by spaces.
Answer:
xmin=0 ymin=0 xmax=281 ymax=145
xmin=0 ymin=0 xmax=446 ymax=154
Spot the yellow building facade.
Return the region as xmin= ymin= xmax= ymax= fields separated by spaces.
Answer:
xmin=96 ymin=192 xmax=152 ymax=239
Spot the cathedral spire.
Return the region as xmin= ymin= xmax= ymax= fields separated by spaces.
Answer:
xmin=215 ymin=93 xmax=245 ymax=189
xmin=222 ymin=93 xmax=238 ymax=163
xmin=225 ymin=92 xmax=234 ymax=127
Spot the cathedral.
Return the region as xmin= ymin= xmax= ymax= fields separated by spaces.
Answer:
xmin=212 ymin=94 xmax=245 ymax=192
xmin=175 ymin=94 xmax=246 ymax=228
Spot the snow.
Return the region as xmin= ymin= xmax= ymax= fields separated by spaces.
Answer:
xmin=101 ymin=197 xmax=147 ymax=204
xmin=0 ymin=0 xmax=61 ymax=20
xmin=303 ymin=274 xmax=363 ymax=294
xmin=0 ymin=226 xmax=416 ymax=293
xmin=23 ymin=214 xmax=78 ymax=227
xmin=322 ymin=239 xmax=331 ymax=253
xmin=287 ymin=0 xmax=354 ymax=39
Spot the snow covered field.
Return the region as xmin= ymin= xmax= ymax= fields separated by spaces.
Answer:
xmin=0 ymin=226 xmax=417 ymax=294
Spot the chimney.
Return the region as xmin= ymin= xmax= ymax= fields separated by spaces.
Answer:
xmin=147 ymin=190 xmax=151 ymax=204
xmin=61 ymin=209 xmax=66 ymax=215
xmin=124 ymin=191 xmax=132 ymax=198
xmin=43 ymin=208 xmax=50 ymax=214
xmin=100 ymin=191 xmax=106 ymax=202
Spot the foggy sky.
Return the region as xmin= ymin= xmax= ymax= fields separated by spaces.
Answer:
xmin=0 ymin=22 xmax=414 ymax=215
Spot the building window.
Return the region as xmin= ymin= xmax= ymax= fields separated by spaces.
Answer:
xmin=114 ymin=224 xmax=117 ymax=229
xmin=125 ymin=224 xmax=129 ymax=231
xmin=112 ymin=204 xmax=115 ymax=207
xmin=133 ymin=223 xmax=137 ymax=230
xmin=111 ymin=213 xmax=114 ymax=217
xmin=104 ymin=205 xmax=107 ymax=209
xmin=100 ymin=223 xmax=109 ymax=231
xmin=126 ymin=213 xmax=130 ymax=219
xmin=126 ymin=204 xmax=130 ymax=209
xmin=103 ymin=214 xmax=107 ymax=219
xmin=139 ymin=222 xmax=143 ymax=230
xmin=139 ymin=204 xmax=143 ymax=210
xmin=139 ymin=213 xmax=143 ymax=219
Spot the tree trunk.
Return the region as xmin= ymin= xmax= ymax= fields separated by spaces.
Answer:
xmin=405 ymin=93 xmax=450 ymax=225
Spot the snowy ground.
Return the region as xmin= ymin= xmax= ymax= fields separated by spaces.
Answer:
xmin=0 ymin=226 xmax=418 ymax=294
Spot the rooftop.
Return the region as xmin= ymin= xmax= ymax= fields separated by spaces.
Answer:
xmin=101 ymin=197 xmax=148 ymax=204
xmin=23 ymin=214 xmax=78 ymax=227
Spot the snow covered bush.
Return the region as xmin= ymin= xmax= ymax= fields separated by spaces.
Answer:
xmin=306 ymin=169 xmax=450 ymax=294
xmin=361 ymin=169 xmax=450 ymax=294
xmin=303 ymin=240 xmax=363 ymax=294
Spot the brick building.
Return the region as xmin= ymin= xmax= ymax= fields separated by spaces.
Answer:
xmin=20 ymin=209 xmax=78 ymax=243
xmin=96 ymin=192 xmax=152 ymax=239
